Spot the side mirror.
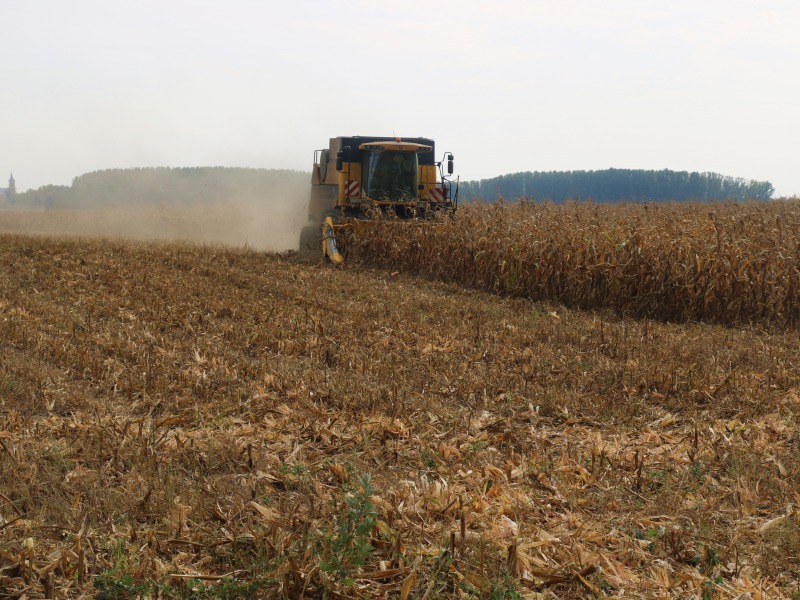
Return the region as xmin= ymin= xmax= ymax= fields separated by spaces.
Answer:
xmin=337 ymin=146 xmax=352 ymax=172
xmin=447 ymin=154 xmax=454 ymax=175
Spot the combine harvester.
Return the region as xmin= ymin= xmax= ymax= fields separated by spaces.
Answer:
xmin=299 ymin=136 xmax=458 ymax=263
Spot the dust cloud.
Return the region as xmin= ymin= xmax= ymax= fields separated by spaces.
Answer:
xmin=0 ymin=171 xmax=311 ymax=252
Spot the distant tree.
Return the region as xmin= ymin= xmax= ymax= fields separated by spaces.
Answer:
xmin=460 ymin=169 xmax=774 ymax=203
xmin=12 ymin=184 xmax=73 ymax=208
xmin=14 ymin=167 xmax=308 ymax=208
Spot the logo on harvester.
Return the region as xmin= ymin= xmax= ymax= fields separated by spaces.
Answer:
xmin=428 ymin=188 xmax=445 ymax=203
xmin=346 ymin=180 xmax=360 ymax=197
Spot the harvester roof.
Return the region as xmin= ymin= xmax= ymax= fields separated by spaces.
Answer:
xmin=358 ymin=141 xmax=433 ymax=153
xmin=334 ymin=136 xmax=436 ymax=165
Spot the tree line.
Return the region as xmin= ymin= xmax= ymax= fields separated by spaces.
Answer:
xmin=460 ymin=169 xmax=775 ymax=203
xmin=11 ymin=167 xmax=309 ymax=208
xmin=8 ymin=166 xmax=775 ymax=208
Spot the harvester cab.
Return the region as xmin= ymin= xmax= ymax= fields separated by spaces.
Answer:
xmin=299 ymin=136 xmax=458 ymax=264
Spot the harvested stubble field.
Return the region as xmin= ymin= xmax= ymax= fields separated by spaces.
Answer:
xmin=0 ymin=202 xmax=799 ymax=599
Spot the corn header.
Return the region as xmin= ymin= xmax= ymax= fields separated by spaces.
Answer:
xmin=299 ymin=136 xmax=458 ymax=263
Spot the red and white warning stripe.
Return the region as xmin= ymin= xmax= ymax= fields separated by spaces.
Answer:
xmin=428 ymin=187 xmax=445 ymax=203
xmin=345 ymin=180 xmax=360 ymax=197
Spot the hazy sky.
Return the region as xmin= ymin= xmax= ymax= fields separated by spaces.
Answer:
xmin=2 ymin=1 xmax=799 ymax=195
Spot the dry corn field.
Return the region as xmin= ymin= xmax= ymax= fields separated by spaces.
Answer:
xmin=348 ymin=200 xmax=800 ymax=327
xmin=1 ymin=201 xmax=800 ymax=599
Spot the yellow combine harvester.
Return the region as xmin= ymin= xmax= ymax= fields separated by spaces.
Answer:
xmin=299 ymin=136 xmax=458 ymax=263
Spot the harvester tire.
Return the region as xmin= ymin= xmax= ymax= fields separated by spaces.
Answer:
xmin=322 ymin=208 xmax=344 ymax=225
xmin=298 ymin=221 xmax=322 ymax=259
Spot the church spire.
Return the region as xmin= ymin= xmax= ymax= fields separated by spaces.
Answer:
xmin=8 ymin=173 xmax=15 ymax=195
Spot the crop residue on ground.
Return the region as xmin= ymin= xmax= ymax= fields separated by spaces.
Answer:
xmin=1 ymin=231 xmax=798 ymax=597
